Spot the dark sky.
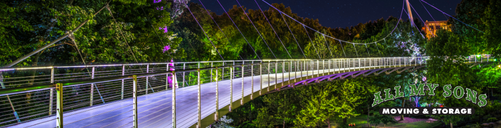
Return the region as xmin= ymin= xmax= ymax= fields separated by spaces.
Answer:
xmin=190 ymin=0 xmax=462 ymax=28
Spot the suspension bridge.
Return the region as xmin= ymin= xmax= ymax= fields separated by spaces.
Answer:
xmin=0 ymin=0 xmax=492 ymax=128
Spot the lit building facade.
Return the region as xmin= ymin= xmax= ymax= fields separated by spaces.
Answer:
xmin=421 ymin=20 xmax=451 ymax=39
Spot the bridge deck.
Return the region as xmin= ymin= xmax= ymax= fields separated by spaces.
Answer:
xmin=10 ymin=67 xmax=373 ymax=128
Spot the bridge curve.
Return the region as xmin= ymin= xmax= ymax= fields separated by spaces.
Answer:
xmin=0 ymin=56 xmax=493 ymax=128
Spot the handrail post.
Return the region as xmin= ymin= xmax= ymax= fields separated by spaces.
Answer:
xmin=122 ymin=65 xmax=125 ymax=99
xmin=289 ymin=61 xmax=292 ymax=85
xmin=56 ymin=83 xmax=63 ymax=128
xmin=251 ymin=61 xmax=254 ymax=99
xmin=146 ymin=64 xmax=149 ymax=94
xmin=241 ymin=64 xmax=244 ymax=105
xmin=275 ymin=61 xmax=278 ymax=89
xmin=267 ymin=62 xmax=270 ymax=92
xmin=282 ymin=61 xmax=285 ymax=88
xmin=259 ymin=63 xmax=262 ymax=95
xmin=317 ymin=60 xmax=320 ymax=77
xmin=230 ymin=66 xmax=233 ymax=112
xmin=166 ymin=64 xmax=169 ymax=90
xmin=215 ymin=67 xmax=219 ymax=121
xmin=132 ymin=75 xmax=138 ymax=128
xmin=50 ymin=67 xmax=54 ymax=116
xmin=211 ymin=62 xmax=213 ymax=83
xmin=172 ymin=71 xmax=176 ymax=127
xmin=90 ymin=67 xmax=95 ymax=106
xmin=183 ymin=63 xmax=186 ymax=87
xmin=197 ymin=68 xmax=201 ymax=127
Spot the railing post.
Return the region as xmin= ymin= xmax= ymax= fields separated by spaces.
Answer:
xmin=251 ymin=61 xmax=254 ymax=99
xmin=166 ymin=64 xmax=169 ymax=90
xmin=183 ymin=63 xmax=186 ymax=87
xmin=215 ymin=67 xmax=219 ymax=121
xmin=56 ymin=83 xmax=63 ymax=128
xmin=282 ymin=61 xmax=285 ymax=88
xmin=294 ymin=61 xmax=297 ymax=82
xmin=197 ymin=67 xmax=201 ymax=127
xmin=211 ymin=62 xmax=213 ymax=83
xmin=146 ymin=64 xmax=149 ymax=94
xmin=241 ymin=64 xmax=244 ymax=105
xmin=289 ymin=61 xmax=292 ymax=85
xmin=359 ymin=58 xmax=361 ymax=70
xmin=122 ymin=65 xmax=125 ymax=99
xmin=172 ymin=71 xmax=176 ymax=127
xmin=90 ymin=67 xmax=95 ymax=106
xmin=230 ymin=66 xmax=233 ymax=112
xmin=132 ymin=75 xmax=138 ymax=128
xmin=304 ymin=61 xmax=309 ymax=79
xmin=275 ymin=61 xmax=278 ymax=89
xmin=259 ymin=63 xmax=262 ymax=95
xmin=322 ymin=60 xmax=325 ymax=75
xmin=267 ymin=62 xmax=270 ymax=91
xmin=50 ymin=67 xmax=54 ymax=116
xmin=317 ymin=60 xmax=320 ymax=77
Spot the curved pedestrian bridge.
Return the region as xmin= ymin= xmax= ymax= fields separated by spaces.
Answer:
xmin=0 ymin=56 xmax=493 ymax=128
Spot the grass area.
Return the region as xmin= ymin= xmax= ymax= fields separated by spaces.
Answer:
xmin=330 ymin=115 xmax=442 ymax=128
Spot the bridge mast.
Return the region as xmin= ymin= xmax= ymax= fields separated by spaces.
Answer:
xmin=406 ymin=0 xmax=415 ymax=27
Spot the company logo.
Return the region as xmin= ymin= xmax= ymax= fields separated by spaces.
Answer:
xmin=372 ymin=84 xmax=487 ymax=115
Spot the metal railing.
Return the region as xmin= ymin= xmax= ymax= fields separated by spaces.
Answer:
xmin=0 ymin=55 xmax=494 ymax=127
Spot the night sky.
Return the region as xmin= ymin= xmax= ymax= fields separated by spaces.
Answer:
xmin=191 ymin=0 xmax=462 ymax=28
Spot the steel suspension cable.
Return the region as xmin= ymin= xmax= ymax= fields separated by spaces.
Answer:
xmin=239 ymin=0 xmax=291 ymax=59
xmin=353 ymin=44 xmax=359 ymax=57
xmin=277 ymin=12 xmax=307 ymax=59
xmin=339 ymin=40 xmax=347 ymax=57
xmin=419 ymin=0 xmax=436 ymax=37
xmin=260 ymin=0 xmax=405 ymax=45
xmin=186 ymin=6 xmax=225 ymax=60
xmin=199 ymin=0 xmax=243 ymax=60
xmin=234 ymin=0 xmax=279 ymax=59
xmin=321 ymin=34 xmax=334 ymax=58
xmin=365 ymin=44 xmax=370 ymax=56
xmin=420 ymin=0 xmax=484 ymax=33
xmin=403 ymin=9 xmax=426 ymax=39
xmin=216 ymin=0 xmax=261 ymax=60
xmin=302 ymin=25 xmax=321 ymax=59
xmin=409 ymin=2 xmax=434 ymax=38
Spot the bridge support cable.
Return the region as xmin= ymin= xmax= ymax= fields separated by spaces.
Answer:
xmin=199 ymin=0 xmax=243 ymax=60
xmin=302 ymin=25 xmax=322 ymax=59
xmin=237 ymin=0 xmax=293 ymax=59
xmin=353 ymin=44 xmax=359 ymax=57
xmin=216 ymin=0 xmax=261 ymax=60
xmin=338 ymin=40 xmax=347 ymax=57
xmin=186 ymin=7 xmax=225 ymax=60
xmin=233 ymin=0 xmax=279 ymax=59
xmin=365 ymin=44 xmax=370 ymax=56
xmin=420 ymin=0 xmax=484 ymax=33
xmin=259 ymin=0 xmax=405 ymax=46
xmin=403 ymin=9 xmax=426 ymax=39
xmin=276 ymin=11 xmax=307 ymax=59
xmin=322 ymin=34 xmax=334 ymax=58
xmin=418 ymin=0 xmax=437 ymax=37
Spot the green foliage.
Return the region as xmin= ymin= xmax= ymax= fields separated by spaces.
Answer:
xmin=0 ymin=0 xmax=183 ymax=66
xmin=481 ymin=0 xmax=501 ymax=58
xmin=368 ymin=111 xmax=397 ymax=126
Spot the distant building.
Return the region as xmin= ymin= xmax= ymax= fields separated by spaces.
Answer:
xmin=421 ymin=20 xmax=451 ymax=39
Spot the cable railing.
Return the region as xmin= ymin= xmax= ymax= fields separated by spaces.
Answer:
xmin=0 ymin=55 xmax=496 ymax=127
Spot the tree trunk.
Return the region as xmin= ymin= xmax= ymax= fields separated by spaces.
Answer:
xmin=327 ymin=118 xmax=331 ymax=128
xmin=283 ymin=119 xmax=285 ymax=128
xmin=343 ymin=118 xmax=347 ymax=127
xmin=400 ymin=99 xmax=405 ymax=121
xmin=450 ymin=122 xmax=453 ymax=128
